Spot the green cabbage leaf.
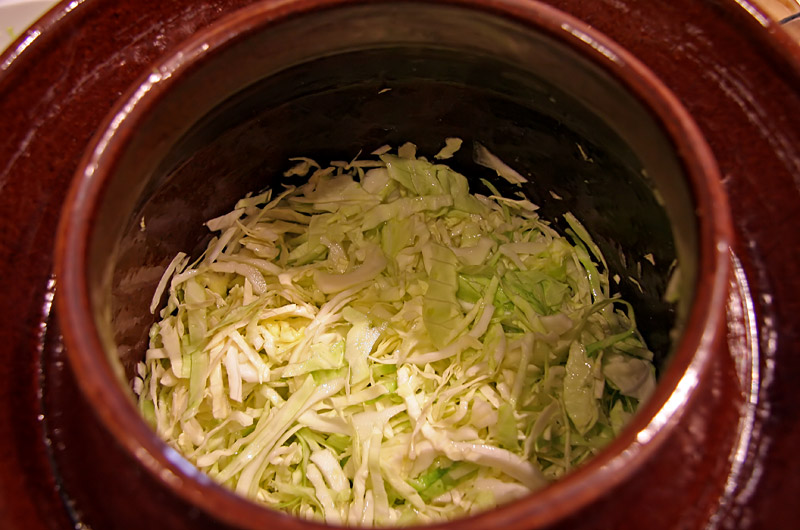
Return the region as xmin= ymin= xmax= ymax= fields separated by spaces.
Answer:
xmin=135 ymin=140 xmax=657 ymax=525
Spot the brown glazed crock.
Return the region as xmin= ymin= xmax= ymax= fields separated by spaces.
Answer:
xmin=54 ymin=1 xmax=732 ymax=529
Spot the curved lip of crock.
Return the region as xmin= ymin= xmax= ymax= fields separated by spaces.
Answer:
xmin=54 ymin=0 xmax=733 ymax=528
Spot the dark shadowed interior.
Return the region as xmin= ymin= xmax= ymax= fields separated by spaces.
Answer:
xmin=85 ymin=4 xmax=696 ymax=393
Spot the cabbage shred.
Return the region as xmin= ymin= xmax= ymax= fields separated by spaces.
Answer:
xmin=135 ymin=141 xmax=656 ymax=525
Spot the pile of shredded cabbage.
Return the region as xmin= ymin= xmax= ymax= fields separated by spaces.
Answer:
xmin=134 ymin=140 xmax=656 ymax=526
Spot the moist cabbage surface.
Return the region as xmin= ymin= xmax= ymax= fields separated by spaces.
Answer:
xmin=135 ymin=140 xmax=656 ymax=526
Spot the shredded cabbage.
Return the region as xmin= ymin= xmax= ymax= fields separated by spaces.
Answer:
xmin=135 ymin=140 xmax=657 ymax=525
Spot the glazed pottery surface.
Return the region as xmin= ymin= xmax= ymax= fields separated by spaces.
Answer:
xmin=1 ymin=1 xmax=799 ymax=529
xmin=54 ymin=1 xmax=731 ymax=529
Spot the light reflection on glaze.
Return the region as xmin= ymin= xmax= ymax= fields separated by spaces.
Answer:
xmin=50 ymin=0 xmax=84 ymax=23
xmin=159 ymin=468 xmax=182 ymax=489
xmin=1 ymin=30 xmax=41 ymax=71
xmin=42 ymin=275 xmax=55 ymax=319
xmin=560 ymin=23 xmax=621 ymax=65
xmin=83 ymin=37 xmax=215 ymax=182
xmin=0 ymin=0 xmax=85 ymax=71
xmin=37 ymin=275 xmax=56 ymax=355
xmin=136 ymin=444 xmax=185 ymax=490
xmin=83 ymin=72 xmax=164 ymax=180
xmin=634 ymin=242 xmax=732 ymax=446
xmin=706 ymin=239 xmax=782 ymax=529
xmin=732 ymin=0 xmax=770 ymax=28
xmin=734 ymin=313 xmax=778 ymax=503
xmin=635 ymin=367 xmax=699 ymax=446
xmin=35 ymin=275 xmax=57 ymax=436
xmin=707 ymin=252 xmax=760 ymax=528
xmin=165 ymin=446 xmax=214 ymax=485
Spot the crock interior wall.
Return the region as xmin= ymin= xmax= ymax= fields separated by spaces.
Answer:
xmin=106 ymin=45 xmax=684 ymax=383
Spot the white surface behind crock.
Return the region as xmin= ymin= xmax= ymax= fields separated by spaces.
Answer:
xmin=0 ymin=0 xmax=57 ymax=53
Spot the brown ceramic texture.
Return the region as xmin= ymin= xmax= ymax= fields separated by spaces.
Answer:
xmin=0 ymin=2 xmax=798 ymax=530
xmin=54 ymin=1 xmax=732 ymax=529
